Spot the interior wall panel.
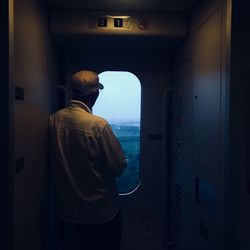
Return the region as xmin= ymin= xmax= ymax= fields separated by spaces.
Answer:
xmin=172 ymin=0 xmax=229 ymax=249
xmin=14 ymin=0 xmax=59 ymax=249
xmin=193 ymin=9 xmax=222 ymax=175
xmin=170 ymin=59 xmax=194 ymax=249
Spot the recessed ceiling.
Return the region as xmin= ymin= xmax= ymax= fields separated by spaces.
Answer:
xmin=46 ymin=0 xmax=198 ymax=13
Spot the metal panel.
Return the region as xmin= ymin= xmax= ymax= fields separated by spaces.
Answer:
xmin=193 ymin=9 xmax=222 ymax=175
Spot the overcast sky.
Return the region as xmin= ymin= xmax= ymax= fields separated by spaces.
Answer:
xmin=93 ymin=71 xmax=141 ymax=123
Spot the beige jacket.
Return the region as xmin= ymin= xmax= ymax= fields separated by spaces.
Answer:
xmin=49 ymin=100 xmax=126 ymax=224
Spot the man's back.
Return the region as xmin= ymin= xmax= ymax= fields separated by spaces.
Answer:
xmin=49 ymin=100 xmax=126 ymax=224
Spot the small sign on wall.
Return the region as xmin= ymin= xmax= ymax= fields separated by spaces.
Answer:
xmin=97 ymin=17 xmax=107 ymax=27
xmin=114 ymin=18 xmax=123 ymax=27
xmin=89 ymin=15 xmax=147 ymax=31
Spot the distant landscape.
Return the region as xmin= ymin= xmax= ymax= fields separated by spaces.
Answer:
xmin=110 ymin=121 xmax=140 ymax=194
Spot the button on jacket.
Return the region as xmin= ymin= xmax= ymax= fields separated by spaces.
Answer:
xmin=49 ymin=100 xmax=127 ymax=224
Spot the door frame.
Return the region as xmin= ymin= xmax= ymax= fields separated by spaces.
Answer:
xmin=0 ymin=0 xmax=15 ymax=249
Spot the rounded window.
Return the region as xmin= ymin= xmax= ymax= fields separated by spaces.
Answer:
xmin=93 ymin=71 xmax=141 ymax=194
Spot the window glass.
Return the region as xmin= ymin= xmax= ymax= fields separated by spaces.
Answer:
xmin=93 ymin=71 xmax=141 ymax=194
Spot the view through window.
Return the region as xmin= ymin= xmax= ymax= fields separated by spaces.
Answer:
xmin=93 ymin=71 xmax=141 ymax=194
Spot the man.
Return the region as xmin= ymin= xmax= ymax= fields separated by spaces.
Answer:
xmin=49 ymin=70 xmax=127 ymax=250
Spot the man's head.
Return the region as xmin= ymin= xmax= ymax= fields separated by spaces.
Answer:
xmin=71 ymin=70 xmax=104 ymax=108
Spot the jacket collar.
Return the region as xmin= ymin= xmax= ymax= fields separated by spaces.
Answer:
xmin=69 ymin=100 xmax=92 ymax=113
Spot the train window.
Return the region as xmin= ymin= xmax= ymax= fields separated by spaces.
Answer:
xmin=93 ymin=71 xmax=141 ymax=194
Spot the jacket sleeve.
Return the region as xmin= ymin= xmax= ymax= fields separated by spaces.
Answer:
xmin=99 ymin=123 xmax=127 ymax=177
